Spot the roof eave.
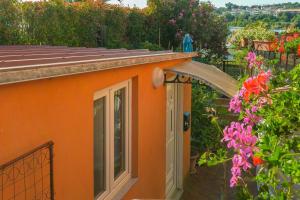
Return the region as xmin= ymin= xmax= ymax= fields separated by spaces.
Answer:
xmin=0 ymin=52 xmax=197 ymax=85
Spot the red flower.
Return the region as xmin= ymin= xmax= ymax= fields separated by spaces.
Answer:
xmin=242 ymin=71 xmax=271 ymax=102
xmin=257 ymin=72 xmax=269 ymax=91
xmin=252 ymin=156 xmax=264 ymax=166
xmin=278 ymin=43 xmax=285 ymax=53
xmin=270 ymin=41 xmax=278 ymax=51
xmin=244 ymin=79 xmax=260 ymax=95
xmin=243 ymin=91 xmax=251 ymax=102
xmin=298 ymin=45 xmax=300 ymax=56
xmin=286 ymin=36 xmax=294 ymax=42
xmin=293 ymin=33 xmax=299 ymax=38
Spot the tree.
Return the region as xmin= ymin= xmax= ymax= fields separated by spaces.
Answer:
xmin=127 ymin=9 xmax=146 ymax=48
xmin=225 ymin=2 xmax=238 ymax=10
xmin=292 ymin=14 xmax=300 ymax=28
xmin=0 ymin=0 xmax=21 ymax=44
xmin=146 ymin=0 xmax=228 ymax=55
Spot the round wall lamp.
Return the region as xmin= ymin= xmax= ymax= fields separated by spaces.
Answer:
xmin=152 ymin=67 xmax=165 ymax=89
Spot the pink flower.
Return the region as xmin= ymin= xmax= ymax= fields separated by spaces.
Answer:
xmin=178 ymin=12 xmax=184 ymax=19
xmin=168 ymin=19 xmax=176 ymax=25
xmin=233 ymin=153 xmax=252 ymax=171
xmin=231 ymin=166 xmax=241 ymax=176
xmin=222 ymin=122 xmax=257 ymax=186
xmin=238 ymin=87 xmax=246 ymax=97
xmin=223 ymin=54 xmax=272 ymax=188
xmin=229 ymin=94 xmax=242 ymax=113
xmin=245 ymin=52 xmax=256 ymax=69
xmin=230 ymin=175 xmax=238 ymax=187
xmin=251 ymin=105 xmax=258 ymax=113
xmin=241 ymin=159 xmax=252 ymax=171
xmin=258 ymin=97 xmax=267 ymax=106
xmin=246 ymin=52 xmax=256 ymax=63
xmin=233 ymin=154 xmax=243 ymax=166
xmin=245 ymin=52 xmax=263 ymax=69
xmin=243 ymin=109 xmax=262 ymax=126
xmin=230 ymin=154 xmax=252 ymax=187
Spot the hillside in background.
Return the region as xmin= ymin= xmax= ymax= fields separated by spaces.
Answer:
xmin=216 ymin=2 xmax=300 ymax=28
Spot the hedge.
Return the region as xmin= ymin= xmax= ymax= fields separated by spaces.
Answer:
xmin=0 ymin=0 xmax=228 ymax=54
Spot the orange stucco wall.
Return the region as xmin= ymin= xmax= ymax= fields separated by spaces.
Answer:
xmin=0 ymin=58 xmax=191 ymax=200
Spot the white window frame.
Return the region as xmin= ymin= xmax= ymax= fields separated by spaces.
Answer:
xmin=94 ymin=80 xmax=132 ymax=200
xmin=93 ymin=89 xmax=110 ymax=200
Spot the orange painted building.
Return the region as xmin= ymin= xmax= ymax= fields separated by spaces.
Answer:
xmin=0 ymin=46 xmax=200 ymax=200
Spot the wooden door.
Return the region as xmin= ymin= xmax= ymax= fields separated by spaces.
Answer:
xmin=166 ymin=84 xmax=177 ymax=197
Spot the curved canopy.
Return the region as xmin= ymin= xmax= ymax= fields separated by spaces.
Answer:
xmin=165 ymin=61 xmax=239 ymax=97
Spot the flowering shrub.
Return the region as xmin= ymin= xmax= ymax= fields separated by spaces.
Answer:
xmin=228 ymin=22 xmax=275 ymax=48
xmin=199 ymin=52 xmax=300 ymax=199
xmin=284 ymin=37 xmax=300 ymax=55
xmin=275 ymin=33 xmax=300 ymax=55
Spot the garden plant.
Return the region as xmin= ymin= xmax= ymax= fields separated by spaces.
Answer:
xmin=199 ymin=52 xmax=300 ymax=199
xmin=229 ymin=22 xmax=275 ymax=49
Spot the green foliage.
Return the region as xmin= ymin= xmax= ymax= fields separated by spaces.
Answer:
xmin=235 ymin=186 xmax=254 ymax=200
xmin=229 ymin=22 xmax=275 ymax=47
xmin=16 ymin=1 xmax=106 ymax=47
xmin=191 ymin=84 xmax=228 ymax=152
xmin=104 ymin=7 xmax=128 ymax=48
xmin=219 ymin=3 xmax=300 ymax=29
xmin=285 ymin=24 xmax=300 ymax=34
xmin=0 ymin=0 xmax=21 ymax=44
xmin=232 ymin=49 xmax=248 ymax=67
xmin=0 ymin=0 xmax=228 ymax=54
xmin=0 ymin=1 xmax=132 ymax=48
xmin=253 ymin=65 xmax=300 ymax=199
xmin=141 ymin=41 xmax=163 ymax=51
xmin=284 ymin=37 xmax=300 ymax=54
xmin=127 ymin=9 xmax=146 ymax=49
xmin=198 ymin=148 xmax=230 ymax=166
xmin=192 ymin=2 xmax=228 ymax=56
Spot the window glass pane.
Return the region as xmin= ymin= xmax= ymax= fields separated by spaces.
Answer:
xmin=114 ymin=88 xmax=126 ymax=179
xmin=94 ymin=97 xmax=106 ymax=198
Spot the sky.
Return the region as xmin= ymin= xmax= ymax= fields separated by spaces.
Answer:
xmin=109 ymin=0 xmax=300 ymax=8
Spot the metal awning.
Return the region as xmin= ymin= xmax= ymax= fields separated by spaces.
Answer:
xmin=165 ymin=61 xmax=239 ymax=97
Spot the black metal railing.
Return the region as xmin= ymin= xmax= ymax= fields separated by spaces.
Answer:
xmin=0 ymin=141 xmax=54 ymax=200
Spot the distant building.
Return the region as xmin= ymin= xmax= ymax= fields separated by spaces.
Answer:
xmin=276 ymin=8 xmax=300 ymax=15
xmin=274 ymin=8 xmax=300 ymax=16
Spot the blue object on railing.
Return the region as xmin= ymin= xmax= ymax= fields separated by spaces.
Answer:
xmin=183 ymin=33 xmax=193 ymax=52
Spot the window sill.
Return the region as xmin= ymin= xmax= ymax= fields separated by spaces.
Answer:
xmin=105 ymin=177 xmax=138 ymax=200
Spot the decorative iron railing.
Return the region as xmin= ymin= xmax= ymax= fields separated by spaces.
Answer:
xmin=0 ymin=141 xmax=54 ymax=200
